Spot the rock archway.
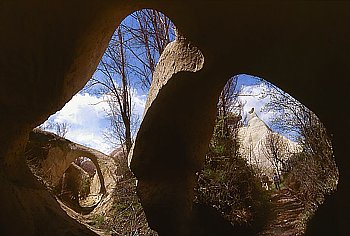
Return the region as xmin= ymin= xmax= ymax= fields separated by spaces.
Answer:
xmin=26 ymin=129 xmax=106 ymax=194
xmin=25 ymin=129 xmax=108 ymax=214
xmin=1 ymin=1 xmax=350 ymax=235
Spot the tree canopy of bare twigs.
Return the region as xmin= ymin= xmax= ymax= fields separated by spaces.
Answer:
xmin=119 ymin=9 xmax=175 ymax=90
xmin=261 ymin=82 xmax=311 ymax=140
xmin=261 ymin=81 xmax=337 ymax=175
xmin=261 ymin=80 xmax=338 ymax=225
xmin=260 ymin=131 xmax=289 ymax=179
xmin=38 ymin=121 xmax=69 ymax=138
xmin=85 ymin=9 xmax=175 ymax=155
xmin=214 ymin=76 xmax=243 ymax=156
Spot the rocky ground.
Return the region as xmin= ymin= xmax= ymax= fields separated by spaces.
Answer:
xmin=259 ymin=188 xmax=305 ymax=236
xmin=26 ymin=130 xmax=310 ymax=236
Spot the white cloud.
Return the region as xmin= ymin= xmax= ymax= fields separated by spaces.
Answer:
xmin=238 ymin=82 xmax=301 ymax=140
xmin=39 ymin=81 xmax=293 ymax=154
xmin=41 ymin=92 xmax=147 ymax=154
xmin=131 ymin=91 xmax=147 ymax=120
xmin=53 ymin=93 xmax=109 ymax=127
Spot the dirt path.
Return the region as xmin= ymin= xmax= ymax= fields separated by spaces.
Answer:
xmin=259 ymin=188 xmax=305 ymax=236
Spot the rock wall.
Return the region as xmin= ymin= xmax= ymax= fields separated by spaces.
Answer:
xmin=130 ymin=36 xmax=215 ymax=235
xmin=26 ymin=129 xmax=120 ymax=232
xmin=26 ymin=129 xmax=107 ymax=194
xmin=1 ymin=1 xmax=350 ymax=235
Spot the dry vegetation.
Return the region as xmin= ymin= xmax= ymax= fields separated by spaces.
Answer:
xmin=194 ymin=112 xmax=271 ymax=234
xmin=262 ymin=81 xmax=339 ymax=231
xmin=283 ymin=116 xmax=339 ymax=230
xmin=92 ymin=152 xmax=157 ymax=236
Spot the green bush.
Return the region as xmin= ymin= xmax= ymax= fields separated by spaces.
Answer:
xmin=92 ymin=214 xmax=105 ymax=227
xmin=194 ymin=112 xmax=271 ymax=232
xmin=195 ymin=154 xmax=270 ymax=229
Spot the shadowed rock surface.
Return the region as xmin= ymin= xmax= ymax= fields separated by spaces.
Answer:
xmin=26 ymin=129 xmax=121 ymax=234
xmin=1 ymin=1 xmax=350 ymax=235
xmin=129 ymin=35 xmax=212 ymax=235
xmin=26 ymin=129 xmax=106 ymax=196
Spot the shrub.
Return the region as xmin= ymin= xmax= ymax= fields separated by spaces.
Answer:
xmin=194 ymin=112 xmax=270 ymax=233
xmin=195 ymin=154 xmax=270 ymax=230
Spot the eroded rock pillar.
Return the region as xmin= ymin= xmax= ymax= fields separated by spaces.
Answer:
xmin=130 ymin=36 xmax=222 ymax=235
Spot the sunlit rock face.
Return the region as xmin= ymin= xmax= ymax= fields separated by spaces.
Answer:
xmin=238 ymin=109 xmax=301 ymax=177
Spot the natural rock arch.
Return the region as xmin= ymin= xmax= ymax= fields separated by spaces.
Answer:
xmin=26 ymin=129 xmax=106 ymax=195
xmin=1 ymin=1 xmax=350 ymax=235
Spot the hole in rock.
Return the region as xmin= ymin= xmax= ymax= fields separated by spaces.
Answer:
xmin=56 ymin=156 xmax=102 ymax=210
xmin=27 ymin=8 xmax=175 ymax=235
xmin=194 ymin=74 xmax=339 ymax=235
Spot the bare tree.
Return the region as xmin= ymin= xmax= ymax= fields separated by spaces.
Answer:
xmin=88 ymin=26 xmax=133 ymax=154
xmin=38 ymin=121 xmax=69 ymax=138
xmin=55 ymin=122 xmax=69 ymax=138
xmin=261 ymin=131 xmax=288 ymax=179
xmin=261 ymin=80 xmax=338 ymax=217
xmin=86 ymin=9 xmax=175 ymax=155
xmin=217 ymin=77 xmax=240 ymax=128
xmin=261 ymin=81 xmax=337 ymax=174
xmin=213 ymin=76 xmax=244 ymax=156
xmin=121 ymin=9 xmax=175 ymax=90
xmin=196 ymin=78 xmax=269 ymax=228
xmin=245 ymin=134 xmax=266 ymax=177
xmin=261 ymin=83 xmax=310 ymax=139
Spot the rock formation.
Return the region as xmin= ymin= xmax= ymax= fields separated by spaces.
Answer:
xmin=238 ymin=109 xmax=301 ymax=177
xmin=59 ymin=162 xmax=91 ymax=206
xmin=26 ymin=129 xmax=106 ymax=194
xmin=25 ymin=129 xmax=120 ymax=232
xmin=75 ymin=157 xmax=97 ymax=177
xmin=1 ymin=2 xmax=350 ymax=235
xmin=129 ymin=35 xmax=212 ymax=235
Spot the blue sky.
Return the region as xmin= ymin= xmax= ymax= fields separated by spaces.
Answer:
xmin=41 ymin=74 xmax=278 ymax=154
xmin=39 ymin=11 xmax=293 ymax=154
xmin=236 ymin=75 xmax=275 ymax=124
xmin=41 ymin=90 xmax=146 ymax=154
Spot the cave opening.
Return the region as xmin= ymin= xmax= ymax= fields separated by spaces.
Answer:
xmin=193 ymin=74 xmax=339 ymax=235
xmin=31 ymin=8 xmax=176 ymax=235
xmin=56 ymin=156 xmax=103 ymax=212
xmin=2 ymin=2 xmax=350 ymax=236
